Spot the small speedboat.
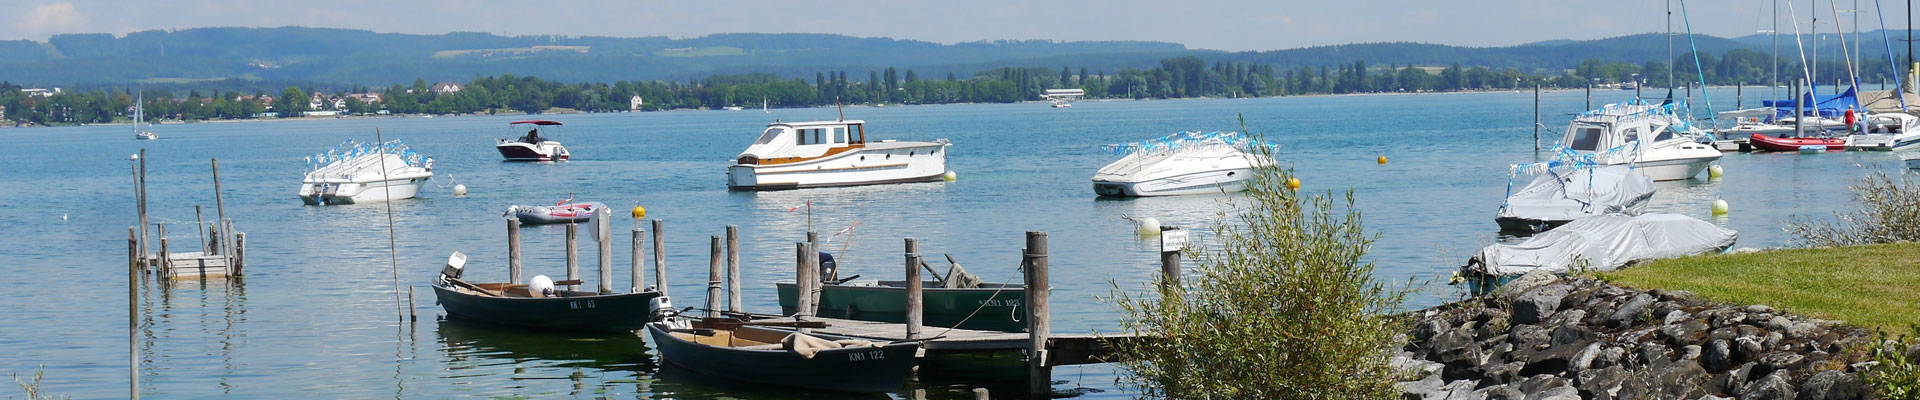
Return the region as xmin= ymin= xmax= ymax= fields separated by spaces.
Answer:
xmin=1554 ymin=100 xmax=1722 ymax=181
xmin=1092 ymin=131 xmax=1276 ymax=197
xmin=726 ymin=119 xmax=950 ymax=190
xmin=1495 ymin=164 xmax=1655 ymax=234
xmin=646 ymin=298 xmax=920 ymax=393
xmin=1463 ymin=213 xmax=1736 ymax=293
xmin=506 ymin=200 xmax=607 ymax=225
xmin=496 ymin=120 xmax=570 ymax=161
xmin=1845 ymin=113 xmax=1920 ymax=151
xmin=298 ymin=139 xmax=433 ymax=205
xmin=1749 ymin=133 xmax=1848 ymax=152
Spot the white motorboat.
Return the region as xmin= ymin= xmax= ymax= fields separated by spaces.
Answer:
xmin=496 ymin=120 xmax=569 ymax=161
xmin=299 ymin=139 xmax=434 ymax=205
xmin=1494 ymin=164 xmax=1655 ymax=234
xmin=1907 ymin=156 xmax=1920 ymax=169
xmin=1555 ymin=100 xmax=1722 ymax=181
xmin=1091 ymin=131 xmax=1276 ymax=197
xmin=726 ymin=119 xmax=950 ymax=190
xmin=1845 ymin=113 xmax=1920 ymax=151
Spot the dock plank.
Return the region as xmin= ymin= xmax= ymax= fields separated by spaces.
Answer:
xmin=738 ymin=315 xmax=1144 ymax=365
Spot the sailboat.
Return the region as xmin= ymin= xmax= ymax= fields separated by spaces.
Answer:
xmin=1845 ymin=0 xmax=1920 ymax=150
xmin=762 ymin=96 xmax=769 ymax=114
xmin=133 ymin=91 xmax=156 ymax=140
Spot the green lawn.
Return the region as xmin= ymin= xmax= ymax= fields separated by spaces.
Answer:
xmin=1599 ymin=242 xmax=1920 ymax=333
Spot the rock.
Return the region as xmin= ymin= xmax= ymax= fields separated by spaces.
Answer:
xmin=1647 ymin=360 xmax=1712 ymax=399
xmin=1437 ymin=379 xmax=1478 ymax=400
xmin=1496 ymin=270 xmax=1560 ymax=300
xmin=1528 ymin=385 xmax=1580 ymax=400
xmin=1795 ymin=369 xmax=1867 ymax=400
xmin=1786 ymin=322 xmax=1818 ymax=339
xmin=1515 ymin=374 xmax=1568 ymax=396
xmin=1396 ymin=373 xmax=1444 ymax=400
xmin=1427 ymin=327 xmax=1475 ymax=362
xmin=1697 ymin=396 xmax=1733 ymax=400
xmin=1568 ymin=343 xmax=1602 ymax=373
xmin=1680 ymin=345 xmax=1702 ymax=361
xmin=1413 ymin=319 xmax=1451 ymax=343
xmin=1703 ymin=339 xmax=1734 ymax=372
xmin=1734 ymin=336 xmax=1764 ymax=364
xmin=1511 ymin=284 xmax=1570 ymax=325
xmin=1765 ymin=316 xmax=1795 ymax=334
xmin=1392 ymin=351 xmax=1445 ymax=380
xmin=1575 ymin=365 xmax=1628 ymax=398
xmin=1746 ymin=304 xmax=1776 ymax=314
xmin=1608 ymin=293 xmax=1656 ymax=329
xmin=1594 ymin=346 xmax=1626 ymax=369
xmin=1476 ymin=384 xmax=1525 ymax=400
xmin=1711 ymin=309 xmax=1747 ymax=328
xmin=1480 ymin=362 xmax=1525 ymax=385
xmin=1765 ymin=332 xmax=1786 ymax=349
xmin=1753 ymin=352 xmax=1806 ymax=378
xmin=1639 ymin=343 xmax=1673 ymax=369
xmin=1663 ymin=310 xmax=1691 ymax=325
xmin=1739 ymin=370 xmax=1795 ymax=400
xmin=1510 ymin=325 xmax=1551 ymax=350
xmin=1661 ymin=319 xmax=1710 ymax=347
xmin=1542 ymin=309 xmax=1586 ymax=329
xmin=1708 ymin=326 xmax=1739 ymax=342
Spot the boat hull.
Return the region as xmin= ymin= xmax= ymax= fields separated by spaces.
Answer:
xmin=511 ymin=202 xmax=607 ymax=225
xmin=1749 ymin=134 xmax=1847 ymax=152
xmin=728 ymin=142 xmax=948 ymax=191
xmin=298 ymin=175 xmax=429 ymax=205
xmin=432 ymin=285 xmax=660 ymax=332
xmin=1093 ymin=167 xmax=1256 ymax=197
xmin=1626 ymin=157 xmax=1717 ymax=181
xmin=645 ymin=323 xmax=919 ymax=393
xmin=497 ymin=142 xmax=569 ymax=161
xmin=1844 ymin=133 xmax=1920 ymax=151
xmin=775 ymin=282 xmax=1028 ymax=332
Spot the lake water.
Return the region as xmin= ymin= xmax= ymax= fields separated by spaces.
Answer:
xmin=0 ymin=87 xmax=1905 ymax=398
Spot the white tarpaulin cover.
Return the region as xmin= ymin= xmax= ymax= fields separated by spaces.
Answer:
xmin=1497 ymin=165 xmax=1656 ymax=229
xmin=1469 ymin=213 xmax=1737 ymax=276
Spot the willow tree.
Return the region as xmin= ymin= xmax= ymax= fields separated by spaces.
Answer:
xmin=1107 ymin=117 xmax=1409 ymax=399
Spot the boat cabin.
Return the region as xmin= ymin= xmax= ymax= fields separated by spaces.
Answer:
xmin=508 ymin=120 xmax=562 ymax=144
xmin=735 ymin=120 xmax=868 ymax=165
xmin=1562 ymin=104 xmax=1682 ymax=154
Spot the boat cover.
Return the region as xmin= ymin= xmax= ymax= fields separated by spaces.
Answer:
xmin=1762 ymin=86 xmax=1861 ymax=119
xmin=1467 ymin=213 xmax=1736 ymax=276
xmin=1497 ymin=165 xmax=1655 ymax=225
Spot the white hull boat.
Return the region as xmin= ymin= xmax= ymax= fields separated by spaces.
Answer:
xmin=1845 ymin=113 xmax=1920 ymax=151
xmin=1555 ymin=100 xmax=1722 ymax=181
xmin=1495 ymin=165 xmax=1655 ymax=234
xmin=133 ymin=91 xmax=157 ymax=140
xmin=497 ymin=120 xmax=570 ymax=161
xmin=1091 ymin=131 xmax=1275 ymax=197
xmin=1463 ymin=213 xmax=1737 ymax=291
xmin=299 ymin=139 xmax=434 ymax=205
xmin=727 ymin=119 xmax=949 ymax=190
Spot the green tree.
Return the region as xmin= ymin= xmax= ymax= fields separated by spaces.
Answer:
xmin=276 ymin=86 xmax=307 ymax=117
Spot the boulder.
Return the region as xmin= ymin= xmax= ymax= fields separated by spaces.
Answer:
xmin=1745 ymin=304 xmax=1776 ymax=314
xmin=1680 ymin=344 xmax=1702 ymax=361
xmin=1496 ymin=270 xmax=1560 ymax=300
xmin=1511 ymin=285 xmax=1570 ymax=325
xmin=1608 ymin=293 xmax=1656 ymax=329
xmin=1396 ymin=373 xmax=1444 ymax=400
xmin=1649 ymin=360 xmax=1711 ymax=399
xmin=1739 ymin=370 xmax=1796 ymax=400
xmin=1753 ymin=352 xmax=1806 ymax=379
xmin=1475 ymin=384 xmax=1525 ymax=400
xmin=1661 ymin=319 xmax=1710 ymax=347
xmin=1528 ymin=385 xmax=1580 ymax=400
xmin=1765 ymin=316 xmax=1795 ymax=334
xmin=1510 ymin=325 xmax=1551 ymax=351
xmin=1663 ymin=310 xmax=1691 ymax=325
xmin=1734 ymin=336 xmax=1764 ymax=364
xmin=1574 ymin=365 xmax=1628 ymax=398
xmin=1794 ymin=369 xmax=1867 ymax=400
xmin=1703 ymin=339 xmax=1734 ymax=372
xmin=1594 ymin=346 xmax=1626 ymax=369
xmin=1479 ymin=362 xmax=1525 ymax=385
xmin=1567 ymin=343 xmax=1602 ymax=373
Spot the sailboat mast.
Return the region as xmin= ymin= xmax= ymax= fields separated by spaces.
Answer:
xmin=1669 ymin=0 xmax=1676 ymax=88
xmin=1776 ymin=0 xmax=1782 ymax=93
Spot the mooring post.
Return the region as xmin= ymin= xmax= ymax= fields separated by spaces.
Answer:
xmin=631 ymin=227 xmax=645 ymax=293
xmin=906 ymin=252 xmax=923 ymax=340
xmin=1533 ymin=83 xmax=1541 ymax=151
xmin=707 ymin=235 xmax=722 ymax=318
xmin=1585 ymin=79 xmax=1592 ymax=110
xmin=128 ymin=227 xmax=138 ymax=272
xmin=508 ymin=219 xmax=523 ymax=284
xmin=407 ymin=286 xmax=417 ymax=321
xmin=1737 ymin=81 xmax=1744 ymax=109
xmin=127 ymin=227 xmax=139 ymax=400
xmin=234 ymin=232 xmax=245 ymax=276
xmin=597 ymin=208 xmax=613 ymax=295
xmin=565 ymin=223 xmax=580 ymax=291
xmin=157 ymin=223 xmax=169 ymax=273
xmin=195 ymin=205 xmax=208 ymax=253
xmin=725 ymin=225 xmax=740 ymax=313
xmin=1159 ymin=227 xmax=1185 ymax=291
xmin=652 ymin=219 xmax=668 ymax=297
xmin=211 ymin=158 xmax=229 ymax=257
xmin=794 ymin=242 xmax=815 ymax=319
xmin=207 ymin=222 xmax=220 ymax=257
xmin=805 ymin=241 xmax=820 ymax=313
xmin=138 ymin=149 xmax=149 ymax=261
xmin=1024 ymin=231 xmax=1051 ymax=398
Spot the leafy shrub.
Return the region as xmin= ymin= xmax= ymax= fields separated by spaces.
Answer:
xmin=1787 ymin=168 xmax=1920 ymax=247
xmin=1868 ymin=327 xmax=1920 ymax=400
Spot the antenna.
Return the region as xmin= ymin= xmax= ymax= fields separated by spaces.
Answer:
xmin=835 ymin=96 xmax=844 ymax=121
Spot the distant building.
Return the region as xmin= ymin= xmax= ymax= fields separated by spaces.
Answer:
xmin=630 ymin=95 xmax=644 ymax=110
xmin=431 ymin=82 xmax=463 ymax=94
xmin=309 ymin=92 xmax=328 ymax=111
xmin=21 ymin=88 xmax=60 ymax=97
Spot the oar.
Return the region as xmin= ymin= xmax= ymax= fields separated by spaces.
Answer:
xmin=446 ymin=277 xmax=502 ymax=297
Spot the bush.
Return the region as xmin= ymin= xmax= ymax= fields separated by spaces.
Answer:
xmin=1869 ymin=327 xmax=1920 ymax=400
xmin=1787 ymin=168 xmax=1920 ymax=247
xmin=1104 ymin=117 xmax=1409 ymax=399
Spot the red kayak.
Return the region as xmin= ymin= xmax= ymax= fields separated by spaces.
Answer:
xmin=1749 ymin=134 xmax=1847 ymax=152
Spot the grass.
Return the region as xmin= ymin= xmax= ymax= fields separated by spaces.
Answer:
xmin=1598 ymin=242 xmax=1920 ymax=333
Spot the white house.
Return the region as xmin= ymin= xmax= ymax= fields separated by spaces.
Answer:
xmin=431 ymin=82 xmax=463 ymax=94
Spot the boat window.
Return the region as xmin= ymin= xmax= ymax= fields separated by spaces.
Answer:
xmin=852 ymin=124 xmax=865 ymax=143
xmin=1654 ymin=127 xmax=1675 ymax=142
xmin=812 ymin=129 xmax=825 ymax=145
xmin=1621 ymin=128 xmax=1639 ymax=144
xmin=1569 ymin=127 xmax=1604 ymax=151
xmin=754 ymin=127 xmax=783 ymax=145
xmin=831 ymin=127 xmax=845 ymax=144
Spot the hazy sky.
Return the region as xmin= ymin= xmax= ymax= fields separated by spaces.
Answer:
xmin=5 ymin=0 xmax=1915 ymax=51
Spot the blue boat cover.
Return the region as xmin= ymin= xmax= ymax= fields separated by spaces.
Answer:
xmin=1761 ymin=86 xmax=1861 ymax=119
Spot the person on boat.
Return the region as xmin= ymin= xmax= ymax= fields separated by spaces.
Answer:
xmin=522 ymin=129 xmax=542 ymax=144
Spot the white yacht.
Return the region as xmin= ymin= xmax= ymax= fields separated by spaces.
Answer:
xmin=1091 ymin=131 xmax=1276 ymax=197
xmin=1556 ymin=100 xmax=1722 ymax=181
xmin=1845 ymin=113 xmax=1920 ymax=151
xmin=496 ymin=120 xmax=569 ymax=161
xmin=726 ymin=119 xmax=950 ymax=190
xmin=133 ymin=92 xmax=156 ymax=140
xmin=299 ymin=139 xmax=434 ymax=205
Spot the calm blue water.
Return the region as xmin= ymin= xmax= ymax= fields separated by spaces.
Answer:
xmin=0 ymin=88 xmax=1907 ymax=398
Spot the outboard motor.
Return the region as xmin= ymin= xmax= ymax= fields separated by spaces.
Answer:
xmin=439 ymin=252 xmax=467 ymax=285
xmin=650 ymin=296 xmax=687 ymax=328
xmin=817 ymin=252 xmax=837 ymax=282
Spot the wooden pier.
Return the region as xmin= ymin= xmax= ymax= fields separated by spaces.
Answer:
xmin=127 ymin=153 xmax=247 ymax=280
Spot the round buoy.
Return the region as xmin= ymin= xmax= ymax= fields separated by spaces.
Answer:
xmin=1377 ymin=155 xmax=1388 ymax=165
xmin=631 ymin=205 xmax=647 ymax=219
xmin=1138 ymin=217 xmax=1161 ymax=236
xmin=452 ymin=183 xmax=469 ymax=196
xmin=529 ymin=275 xmax=556 ymax=297
xmin=1708 ymin=165 xmax=1724 ymax=179
xmin=1711 ymin=199 xmax=1729 ymax=215
xmin=943 ymin=171 xmax=958 ymax=182
xmin=1286 ymin=177 xmax=1301 ymax=190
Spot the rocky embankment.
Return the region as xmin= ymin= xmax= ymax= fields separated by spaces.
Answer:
xmin=1396 ymin=273 xmax=1876 ymax=399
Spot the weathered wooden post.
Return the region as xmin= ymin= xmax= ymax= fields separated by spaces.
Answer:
xmin=652 ymin=219 xmax=668 ymax=297
xmin=707 ymin=235 xmax=722 ymax=318
xmin=1737 ymin=81 xmax=1744 ymax=109
xmin=195 ymin=205 xmax=208 ymax=253
xmin=211 ymin=158 xmax=228 ymax=258
xmin=794 ymin=242 xmax=816 ymax=319
xmin=631 ymin=227 xmax=645 ymax=293
xmin=725 ymin=225 xmax=740 ymax=312
xmin=207 ymin=222 xmax=219 ymax=257
xmin=407 ymin=286 xmax=417 ymax=321
xmin=1159 ymin=227 xmax=1186 ymax=291
xmin=1533 ymin=84 xmax=1541 ymax=151
xmin=905 ymin=252 xmax=923 ymax=340
xmin=157 ymin=223 xmax=169 ymax=274
xmin=565 ymin=223 xmax=580 ymax=291
xmin=597 ymin=208 xmax=613 ymax=295
xmin=128 ymin=227 xmax=138 ymax=272
xmin=127 ymin=227 xmax=138 ymax=400
xmin=234 ymin=233 xmax=245 ymax=276
xmin=1024 ymin=231 xmax=1051 ymax=398
xmin=508 ymin=219 xmax=523 ymax=284
xmin=138 ymin=149 xmax=149 ymax=261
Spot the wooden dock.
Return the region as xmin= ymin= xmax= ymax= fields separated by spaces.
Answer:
xmin=731 ymin=314 xmax=1134 ymax=367
xmin=128 ymin=155 xmax=246 ymax=281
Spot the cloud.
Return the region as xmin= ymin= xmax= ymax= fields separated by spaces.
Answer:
xmin=17 ymin=2 xmax=88 ymax=36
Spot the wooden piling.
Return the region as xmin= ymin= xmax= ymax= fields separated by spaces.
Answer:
xmin=1024 ymin=231 xmax=1051 ymax=398
xmin=234 ymin=233 xmax=245 ymax=276
xmin=508 ymin=219 xmax=523 ymax=284
xmin=138 ymin=149 xmax=149 ymax=261
xmin=128 ymin=227 xmax=138 ymax=272
xmin=1533 ymin=84 xmax=1541 ymax=151
xmin=597 ymin=209 xmax=613 ymax=295
xmin=795 ymin=242 xmax=816 ymax=319
xmin=127 ymin=227 xmax=138 ymax=400
xmin=905 ymin=252 xmax=923 ymax=340
xmin=195 ymin=205 xmax=208 ymax=253
xmin=652 ymin=219 xmax=668 ymax=297
xmin=159 ymin=237 xmax=171 ymax=273
xmin=707 ymin=235 xmax=722 ymax=318
xmin=407 ymin=286 xmax=417 ymax=321
xmin=631 ymin=228 xmax=645 ymax=293
xmin=565 ymin=223 xmax=580 ymax=291
xmin=1160 ymin=227 xmax=1183 ymax=291
xmin=1584 ymin=79 xmax=1591 ymax=110
xmin=211 ymin=158 xmax=228 ymax=258
xmin=207 ymin=223 xmax=220 ymax=257
xmin=725 ymin=225 xmax=740 ymax=312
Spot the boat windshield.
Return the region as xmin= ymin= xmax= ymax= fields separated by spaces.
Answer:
xmin=754 ymin=127 xmax=784 ymax=145
xmin=1568 ymin=125 xmax=1605 ymax=151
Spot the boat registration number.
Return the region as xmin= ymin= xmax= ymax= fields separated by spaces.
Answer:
xmin=848 ymin=350 xmax=887 ymax=361
xmin=979 ymin=299 xmax=1021 ymax=307
xmin=568 ymin=300 xmax=597 ymax=310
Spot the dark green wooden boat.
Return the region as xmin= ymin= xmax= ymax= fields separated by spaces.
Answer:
xmin=432 ymin=280 xmax=662 ymax=332
xmin=646 ymin=317 xmax=920 ymax=393
xmin=776 ymin=280 xmax=1028 ymax=332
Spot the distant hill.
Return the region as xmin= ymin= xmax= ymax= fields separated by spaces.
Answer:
xmin=0 ymin=27 xmax=1908 ymax=87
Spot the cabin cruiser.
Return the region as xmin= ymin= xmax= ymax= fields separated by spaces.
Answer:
xmin=727 ymin=119 xmax=950 ymax=190
xmin=298 ymin=139 xmax=434 ymax=205
xmin=1462 ymin=213 xmax=1736 ymax=293
xmin=1092 ymin=131 xmax=1276 ymax=197
xmin=1844 ymin=113 xmax=1920 ymax=151
xmin=1495 ymin=164 xmax=1655 ymax=234
xmin=496 ymin=120 xmax=569 ymax=161
xmin=1554 ymin=100 xmax=1722 ymax=181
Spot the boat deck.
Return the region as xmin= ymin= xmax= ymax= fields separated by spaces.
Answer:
xmin=739 ymin=315 xmax=1138 ymax=367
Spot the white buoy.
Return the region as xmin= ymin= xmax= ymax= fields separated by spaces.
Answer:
xmin=1708 ymin=164 xmax=1724 ymax=179
xmin=453 ymin=183 xmax=468 ymax=196
xmin=1711 ymin=199 xmax=1729 ymax=215
xmin=1138 ymin=217 xmax=1161 ymax=236
xmin=943 ymin=171 xmax=958 ymax=182
xmin=529 ymin=275 xmax=555 ymax=297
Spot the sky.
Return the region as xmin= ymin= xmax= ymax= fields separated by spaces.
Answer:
xmin=4 ymin=0 xmax=1916 ymax=51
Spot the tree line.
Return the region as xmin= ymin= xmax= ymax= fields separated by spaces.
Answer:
xmin=3 ymin=51 xmax=1909 ymax=126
